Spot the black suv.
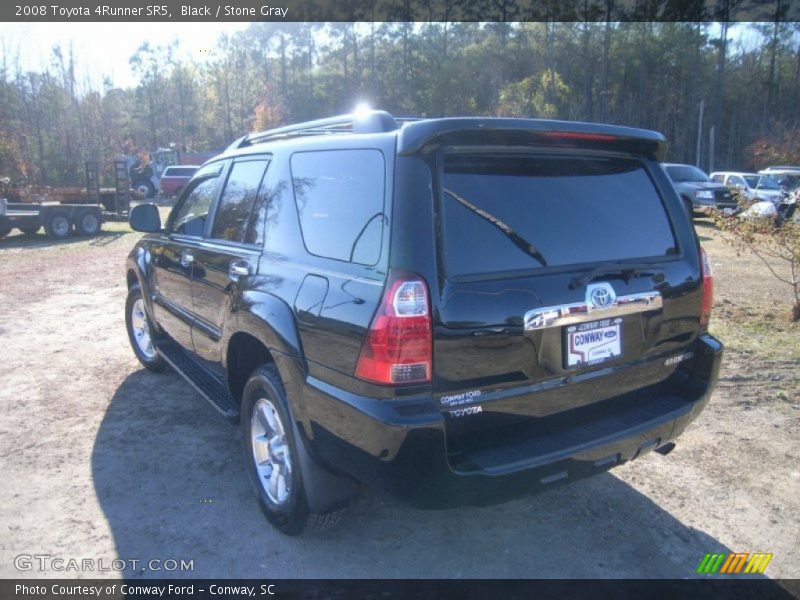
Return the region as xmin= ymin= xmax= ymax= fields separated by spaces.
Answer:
xmin=126 ymin=111 xmax=722 ymax=535
xmin=662 ymin=163 xmax=738 ymax=217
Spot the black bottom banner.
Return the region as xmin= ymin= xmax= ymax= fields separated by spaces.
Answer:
xmin=2 ymin=579 xmax=799 ymax=600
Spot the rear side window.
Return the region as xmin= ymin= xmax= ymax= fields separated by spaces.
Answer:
xmin=440 ymin=155 xmax=677 ymax=279
xmin=290 ymin=149 xmax=385 ymax=265
xmin=211 ymin=159 xmax=269 ymax=243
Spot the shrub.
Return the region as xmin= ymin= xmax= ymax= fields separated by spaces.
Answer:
xmin=712 ymin=198 xmax=800 ymax=322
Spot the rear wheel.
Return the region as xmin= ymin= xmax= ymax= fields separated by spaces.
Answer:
xmin=74 ymin=210 xmax=101 ymax=236
xmin=242 ymin=364 xmax=344 ymax=535
xmin=125 ymin=284 xmax=167 ymax=372
xmin=45 ymin=212 xmax=71 ymax=240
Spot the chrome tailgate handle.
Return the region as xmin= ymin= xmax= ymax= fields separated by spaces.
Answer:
xmin=524 ymin=291 xmax=662 ymax=331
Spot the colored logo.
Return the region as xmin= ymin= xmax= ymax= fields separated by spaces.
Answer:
xmin=696 ymin=552 xmax=773 ymax=574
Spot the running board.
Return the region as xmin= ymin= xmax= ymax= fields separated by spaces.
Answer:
xmin=155 ymin=339 xmax=238 ymax=418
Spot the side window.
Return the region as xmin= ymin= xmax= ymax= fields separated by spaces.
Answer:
xmin=729 ymin=176 xmax=745 ymax=187
xmin=211 ymin=159 xmax=269 ymax=243
xmin=170 ymin=177 xmax=219 ymax=237
xmin=290 ymin=149 xmax=385 ymax=265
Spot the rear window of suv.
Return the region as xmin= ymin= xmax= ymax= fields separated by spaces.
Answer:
xmin=440 ymin=154 xmax=677 ymax=279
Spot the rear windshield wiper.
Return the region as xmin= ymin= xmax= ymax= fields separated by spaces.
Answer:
xmin=569 ymin=262 xmax=663 ymax=290
xmin=443 ymin=188 xmax=548 ymax=267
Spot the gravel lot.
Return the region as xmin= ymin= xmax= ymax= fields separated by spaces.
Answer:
xmin=0 ymin=218 xmax=797 ymax=582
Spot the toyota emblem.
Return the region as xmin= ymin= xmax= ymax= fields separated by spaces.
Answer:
xmin=586 ymin=283 xmax=616 ymax=309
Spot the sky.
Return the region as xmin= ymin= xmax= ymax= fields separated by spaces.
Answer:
xmin=0 ymin=22 xmax=251 ymax=89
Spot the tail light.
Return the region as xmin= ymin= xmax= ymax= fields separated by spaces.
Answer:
xmin=700 ymin=247 xmax=714 ymax=327
xmin=355 ymin=271 xmax=432 ymax=385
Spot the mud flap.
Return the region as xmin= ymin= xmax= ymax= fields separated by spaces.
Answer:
xmin=292 ymin=420 xmax=358 ymax=514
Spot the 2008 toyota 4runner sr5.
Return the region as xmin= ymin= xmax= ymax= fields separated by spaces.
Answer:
xmin=125 ymin=111 xmax=722 ymax=535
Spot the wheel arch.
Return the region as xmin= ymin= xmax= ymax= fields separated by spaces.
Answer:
xmin=224 ymin=292 xmax=308 ymax=423
xmin=226 ymin=332 xmax=277 ymax=410
xmin=125 ymin=246 xmax=161 ymax=335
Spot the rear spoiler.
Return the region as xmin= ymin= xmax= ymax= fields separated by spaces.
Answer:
xmin=396 ymin=118 xmax=667 ymax=161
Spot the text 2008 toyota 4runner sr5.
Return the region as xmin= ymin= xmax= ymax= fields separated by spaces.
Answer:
xmin=125 ymin=111 xmax=722 ymax=535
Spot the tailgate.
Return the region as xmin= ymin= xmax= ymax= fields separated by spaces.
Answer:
xmin=431 ymin=152 xmax=704 ymax=456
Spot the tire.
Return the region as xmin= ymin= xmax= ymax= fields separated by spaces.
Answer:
xmin=20 ymin=226 xmax=39 ymax=236
xmin=45 ymin=212 xmax=71 ymax=240
xmin=242 ymin=364 xmax=344 ymax=535
xmin=125 ymin=284 xmax=167 ymax=372
xmin=74 ymin=210 xmax=101 ymax=236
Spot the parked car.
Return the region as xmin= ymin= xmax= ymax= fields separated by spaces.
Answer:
xmin=125 ymin=110 xmax=722 ymax=535
xmin=710 ymin=171 xmax=784 ymax=203
xmin=711 ymin=171 xmax=795 ymax=223
xmin=158 ymin=165 xmax=199 ymax=197
xmin=662 ymin=163 xmax=737 ymax=217
xmin=758 ymin=166 xmax=800 ymax=195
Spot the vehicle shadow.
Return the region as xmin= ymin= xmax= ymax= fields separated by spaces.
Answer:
xmin=694 ymin=218 xmax=718 ymax=230
xmin=92 ymin=371 xmax=778 ymax=580
xmin=0 ymin=229 xmax=131 ymax=250
xmin=693 ymin=218 xmax=717 ymax=242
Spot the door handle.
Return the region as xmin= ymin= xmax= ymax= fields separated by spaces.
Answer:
xmin=229 ymin=260 xmax=251 ymax=281
xmin=180 ymin=251 xmax=194 ymax=268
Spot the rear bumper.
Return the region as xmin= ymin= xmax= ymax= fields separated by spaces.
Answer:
xmin=301 ymin=334 xmax=723 ymax=509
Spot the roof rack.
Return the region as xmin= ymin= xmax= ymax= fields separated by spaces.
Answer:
xmin=234 ymin=110 xmax=405 ymax=149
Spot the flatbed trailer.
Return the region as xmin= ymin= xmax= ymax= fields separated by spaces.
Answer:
xmin=0 ymin=200 xmax=104 ymax=240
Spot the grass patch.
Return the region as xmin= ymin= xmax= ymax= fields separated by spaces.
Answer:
xmin=710 ymin=306 xmax=800 ymax=362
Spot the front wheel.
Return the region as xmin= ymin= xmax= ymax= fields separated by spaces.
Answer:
xmin=125 ymin=284 xmax=167 ymax=372
xmin=242 ymin=364 xmax=344 ymax=535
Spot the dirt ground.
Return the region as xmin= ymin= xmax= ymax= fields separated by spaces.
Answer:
xmin=0 ymin=217 xmax=797 ymax=582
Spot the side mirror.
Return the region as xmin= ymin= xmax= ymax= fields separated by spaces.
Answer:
xmin=129 ymin=203 xmax=161 ymax=233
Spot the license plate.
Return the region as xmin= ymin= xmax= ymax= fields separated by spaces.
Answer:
xmin=566 ymin=318 xmax=622 ymax=367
